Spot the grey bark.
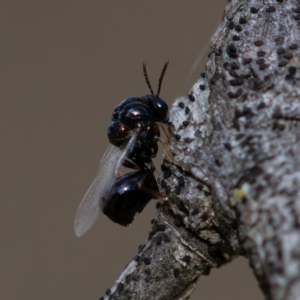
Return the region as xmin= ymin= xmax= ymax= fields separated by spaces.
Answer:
xmin=101 ymin=0 xmax=300 ymax=299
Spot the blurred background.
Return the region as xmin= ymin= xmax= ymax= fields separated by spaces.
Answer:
xmin=1 ymin=1 xmax=263 ymax=299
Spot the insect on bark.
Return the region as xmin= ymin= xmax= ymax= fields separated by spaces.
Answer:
xmin=74 ymin=60 xmax=171 ymax=237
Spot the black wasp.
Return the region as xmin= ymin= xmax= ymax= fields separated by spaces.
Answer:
xmin=74 ymin=60 xmax=170 ymax=236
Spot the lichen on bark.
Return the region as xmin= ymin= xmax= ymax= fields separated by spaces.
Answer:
xmin=101 ymin=0 xmax=300 ymax=299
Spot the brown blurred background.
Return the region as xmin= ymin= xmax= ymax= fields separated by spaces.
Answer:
xmin=1 ymin=1 xmax=263 ymax=299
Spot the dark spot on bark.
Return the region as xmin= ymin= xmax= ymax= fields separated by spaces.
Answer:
xmin=99 ymin=297 xmax=104 ymax=300
xmin=134 ymin=255 xmax=141 ymax=263
xmin=199 ymin=84 xmax=205 ymax=90
xmin=257 ymin=51 xmax=266 ymax=57
xmin=181 ymin=255 xmax=191 ymax=263
xmin=283 ymin=53 xmax=293 ymax=60
xmin=178 ymin=102 xmax=184 ymax=109
xmin=285 ymin=74 xmax=295 ymax=83
xmin=243 ymin=106 xmax=254 ymax=119
xmin=175 ymin=134 xmax=181 ymax=141
xmin=233 ymin=35 xmax=240 ymax=41
xmin=259 ymin=64 xmax=269 ymax=70
xmin=236 ymin=133 xmax=244 ymax=140
xmin=288 ymin=67 xmax=297 ymax=75
xmin=144 ymin=268 xmax=151 ymax=276
xmin=243 ymin=57 xmax=252 ymax=64
xmin=229 ymin=69 xmax=238 ymax=77
xmin=223 ymin=62 xmax=230 ymax=70
xmin=182 ymin=120 xmax=189 ymax=127
xmin=233 ymin=119 xmax=240 ymax=130
xmin=257 ymin=102 xmax=266 ymax=109
xmin=201 ymin=213 xmax=209 ymax=221
xmin=275 ymin=37 xmax=284 ymax=44
xmin=231 ymin=62 xmax=240 ymax=69
xmin=276 ymin=0 xmax=283 ymax=2
xmin=215 ymin=159 xmax=222 ymax=166
xmin=156 ymin=235 xmax=162 ymax=246
xmin=239 ymin=17 xmax=247 ymax=24
xmin=161 ymin=162 xmax=169 ymax=172
xmin=200 ymin=72 xmax=206 ymax=78
xmin=164 ymin=185 xmax=170 ymax=195
xmin=175 ymin=185 xmax=181 ymax=195
xmin=227 ymin=43 xmax=238 ymax=58
xmin=197 ymin=183 xmax=203 ymax=190
xmin=173 ymin=268 xmax=180 ymax=278
xmin=191 ymin=208 xmax=199 ymax=216
xmin=241 ymin=135 xmax=254 ymax=147
xmin=256 ymin=58 xmax=265 ymax=65
xmin=161 ymin=179 xmax=168 ymax=189
xmin=204 ymin=190 xmax=211 ymax=197
xmin=188 ymin=94 xmax=195 ymax=102
xmin=174 ymin=214 xmax=183 ymax=226
xmin=294 ymin=14 xmax=300 ymax=21
xmin=292 ymin=7 xmax=300 ymax=13
xmin=250 ymin=7 xmax=259 ymax=13
xmin=203 ymin=266 xmax=211 ymax=276
xmin=266 ymin=6 xmax=275 ymax=13
xmin=178 ymin=176 xmax=185 ymax=187
xmin=106 ymin=289 xmax=111 ymax=295
xmin=163 ymin=168 xmax=172 ymax=179
xmin=162 ymin=233 xmax=170 ymax=243
xmin=289 ymin=44 xmax=298 ymax=50
xmin=273 ymin=106 xmax=282 ymax=119
xmin=155 ymin=224 xmax=166 ymax=232
xmin=117 ymin=283 xmax=124 ymax=293
xmin=229 ymin=78 xmax=244 ymax=86
xmin=209 ymin=242 xmax=223 ymax=253
xmin=138 ymin=244 xmax=145 ymax=253
xmin=143 ymin=257 xmax=151 ymax=265
xmin=228 ymin=88 xmax=242 ymax=98
xmin=278 ymin=60 xmax=288 ymax=67
xmin=156 ymin=202 xmax=161 ymax=209
xmin=235 ymin=25 xmax=242 ymax=32
xmin=150 ymin=219 xmax=155 ymax=224
xmin=224 ymin=142 xmax=232 ymax=151
xmin=254 ymin=40 xmax=264 ymax=46
xmin=247 ymin=166 xmax=263 ymax=183
xmin=185 ymin=106 xmax=190 ymax=114
xmin=144 ymin=277 xmax=150 ymax=283
xmin=184 ymin=137 xmax=192 ymax=143
xmin=277 ymin=48 xmax=285 ymax=55
xmin=228 ymin=22 xmax=234 ymax=30
xmin=215 ymin=48 xmax=223 ymax=56
xmin=211 ymin=75 xmax=220 ymax=85
xmin=272 ymin=121 xmax=285 ymax=131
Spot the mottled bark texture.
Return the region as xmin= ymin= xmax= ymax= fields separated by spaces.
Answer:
xmin=101 ymin=1 xmax=300 ymax=299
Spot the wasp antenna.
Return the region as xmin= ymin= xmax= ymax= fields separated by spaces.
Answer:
xmin=156 ymin=60 xmax=169 ymax=97
xmin=142 ymin=59 xmax=154 ymax=95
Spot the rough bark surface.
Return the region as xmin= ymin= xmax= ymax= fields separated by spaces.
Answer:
xmin=101 ymin=1 xmax=300 ymax=299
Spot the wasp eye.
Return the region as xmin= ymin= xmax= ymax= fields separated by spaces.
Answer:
xmin=149 ymin=96 xmax=169 ymax=123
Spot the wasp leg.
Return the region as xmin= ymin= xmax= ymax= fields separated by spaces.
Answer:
xmin=141 ymin=186 xmax=168 ymax=200
xmin=154 ymin=136 xmax=174 ymax=162
xmin=155 ymin=136 xmax=188 ymax=168
xmin=134 ymin=170 xmax=166 ymax=200
xmin=159 ymin=123 xmax=172 ymax=142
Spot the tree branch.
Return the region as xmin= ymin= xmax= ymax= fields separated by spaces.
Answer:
xmin=101 ymin=0 xmax=300 ymax=299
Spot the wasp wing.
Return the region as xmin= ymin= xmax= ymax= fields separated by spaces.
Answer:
xmin=74 ymin=130 xmax=139 ymax=237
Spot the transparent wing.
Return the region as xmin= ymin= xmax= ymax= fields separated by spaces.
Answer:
xmin=74 ymin=130 xmax=139 ymax=237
